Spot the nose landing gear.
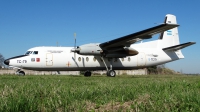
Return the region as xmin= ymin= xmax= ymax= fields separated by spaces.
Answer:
xmin=16 ymin=69 xmax=25 ymax=76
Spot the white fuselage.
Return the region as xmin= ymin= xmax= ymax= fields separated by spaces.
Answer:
xmin=8 ymin=40 xmax=182 ymax=71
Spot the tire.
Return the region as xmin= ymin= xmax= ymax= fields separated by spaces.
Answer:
xmin=18 ymin=71 xmax=25 ymax=76
xmin=84 ymin=71 xmax=91 ymax=77
xmin=107 ymin=70 xmax=116 ymax=77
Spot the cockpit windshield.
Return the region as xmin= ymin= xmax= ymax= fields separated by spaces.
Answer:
xmin=25 ymin=51 xmax=31 ymax=55
xmin=33 ymin=51 xmax=38 ymax=54
xmin=25 ymin=51 xmax=38 ymax=55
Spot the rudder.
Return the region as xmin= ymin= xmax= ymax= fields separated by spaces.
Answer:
xmin=159 ymin=14 xmax=180 ymax=48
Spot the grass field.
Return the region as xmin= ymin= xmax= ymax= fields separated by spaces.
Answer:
xmin=0 ymin=74 xmax=200 ymax=111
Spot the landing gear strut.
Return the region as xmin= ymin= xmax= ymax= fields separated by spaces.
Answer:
xmin=101 ymin=57 xmax=116 ymax=77
xmin=84 ymin=71 xmax=91 ymax=77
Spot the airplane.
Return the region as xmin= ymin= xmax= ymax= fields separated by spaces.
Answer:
xmin=4 ymin=14 xmax=196 ymax=77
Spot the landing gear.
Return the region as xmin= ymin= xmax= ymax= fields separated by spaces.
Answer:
xmin=16 ymin=70 xmax=25 ymax=76
xmin=107 ymin=70 xmax=116 ymax=77
xmin=19 ymin=71 xmax=25 ymax=76
xmin=101 ymin=57 xmax=116 ymax=77
xmin=84 ymin=71 xmax=91 ymax=77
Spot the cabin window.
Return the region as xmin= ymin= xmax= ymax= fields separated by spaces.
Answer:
xmin=128 ymin=57 xmax=131 ymax=61
xmin=93 ymin=57 xmax=96 ymax=62
xmin=78 ymin=57 xmax=81 ymax=62
xmin=33 ymin=51 xmax=38 ymax=54
xmin=121 ymin=58 xmax=124 ymax=61
xmin=86 ymin=57 xmax=89 ymax=62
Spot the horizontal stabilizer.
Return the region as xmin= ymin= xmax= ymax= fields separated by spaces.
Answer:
xmin=162 ymin=42 xmax=196 ymax=51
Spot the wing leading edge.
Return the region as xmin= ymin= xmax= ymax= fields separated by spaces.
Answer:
xmin=99 ymin=24 xmax=179 ymax=50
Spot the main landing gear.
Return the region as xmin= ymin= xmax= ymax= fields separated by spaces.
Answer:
xmin=83 ymin=57 xmax=116 ymax=77
xmin=107 ymin=70 xmax=116 ymax=77
xmin=101 ymin=57 xmax=116 ymax=77
xmin=84 ymin=71 xmax=91 ymax=77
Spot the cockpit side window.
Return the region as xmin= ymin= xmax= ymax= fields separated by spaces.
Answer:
xmin=33 ymin=51 xmax=38 ymax=54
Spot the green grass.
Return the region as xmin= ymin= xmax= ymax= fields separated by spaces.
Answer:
xmin=0 ymin=75 xmax=200 ymax=111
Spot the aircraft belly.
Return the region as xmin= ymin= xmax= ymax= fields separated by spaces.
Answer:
xmin=23 ymin=66 xmax=145 ymax=71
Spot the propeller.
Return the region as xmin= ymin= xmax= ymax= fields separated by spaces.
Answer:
xmin=71 ymin=33 xmax=80 ymax=60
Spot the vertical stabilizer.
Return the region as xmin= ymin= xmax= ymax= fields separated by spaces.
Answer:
xmin=159 ymin=14 xmax=180 ymax=48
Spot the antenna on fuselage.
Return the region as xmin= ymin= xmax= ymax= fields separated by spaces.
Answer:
xmin=74 ymin=33 xmax=76 ymax=60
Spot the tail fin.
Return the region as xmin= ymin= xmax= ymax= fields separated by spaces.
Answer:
xmin=159 ymin=14 xmax=180 ymax=48
xmin=160 ymin=14 xmax=196 ymax=59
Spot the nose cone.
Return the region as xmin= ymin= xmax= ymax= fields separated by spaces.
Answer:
xmin=4 ymin=59 xmax=10 ymax=65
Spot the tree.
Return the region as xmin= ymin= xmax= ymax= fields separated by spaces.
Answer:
xmin=0 ymin=53 xmax=5 ymax=68
xmin=147 ymin=66 xmax=158 ymax=74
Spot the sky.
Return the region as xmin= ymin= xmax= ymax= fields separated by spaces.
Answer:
xmin=0 ymin=0 xmax=199 ymax=74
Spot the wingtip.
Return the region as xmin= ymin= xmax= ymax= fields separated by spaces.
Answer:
xmin=190 ymin=42 xmax=196 ymax=44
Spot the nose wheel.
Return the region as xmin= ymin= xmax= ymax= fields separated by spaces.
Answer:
xmin=16 ymin=69 xmax=25 ymax=76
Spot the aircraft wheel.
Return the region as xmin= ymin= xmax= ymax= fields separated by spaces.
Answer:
xmin=107 ymin=70 xmax=116 ymax=77
xmin=18 ymin=71 xmax=25 ymax=76
xmin=84 ymin=71 xmax=91 ymax=77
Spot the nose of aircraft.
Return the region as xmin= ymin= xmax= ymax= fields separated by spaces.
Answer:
xmin=4 ymin=59 xmax=10 ymax=65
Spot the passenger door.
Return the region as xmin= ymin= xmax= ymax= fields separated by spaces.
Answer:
xmin=46 ymin=53 xmax=53 ymax=66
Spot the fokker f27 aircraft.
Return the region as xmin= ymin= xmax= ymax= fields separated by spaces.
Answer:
xmin=4 ymin=14 xmax=195 ymax=77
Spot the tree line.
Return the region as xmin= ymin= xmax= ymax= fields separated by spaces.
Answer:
xmin=147 ymin=64 xmax=177 ymax=75
xmin=0 ymin=53 xmax=5 ymax=68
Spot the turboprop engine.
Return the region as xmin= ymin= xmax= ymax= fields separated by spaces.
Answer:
xmin=71 ymin=43 xmax=138 ymax=58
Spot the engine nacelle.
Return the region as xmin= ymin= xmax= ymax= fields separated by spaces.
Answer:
xmin=71 ymin=43 xmax=138 ymax=57
xmin=76 ymin=43 xmax=103 ymax=55
xmin=105 ymin=47 xmax=138 ymax=58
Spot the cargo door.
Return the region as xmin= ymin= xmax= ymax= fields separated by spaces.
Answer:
xmin=137 ymin=52 xmax=146 ymax=66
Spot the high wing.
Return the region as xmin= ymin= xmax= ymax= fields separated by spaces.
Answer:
xmin=99 ymin=24 xmax=179 ymax=50
xmin=71 ymin=23 xmax=180 ymax=58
